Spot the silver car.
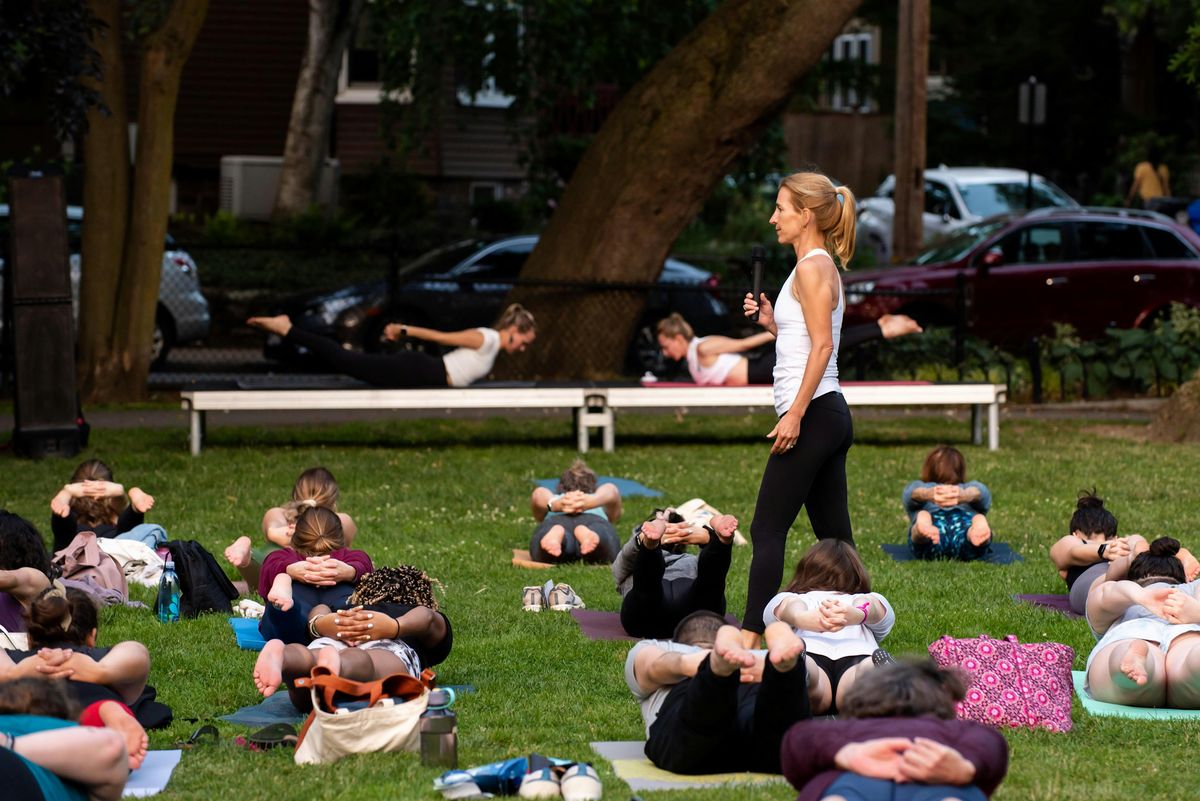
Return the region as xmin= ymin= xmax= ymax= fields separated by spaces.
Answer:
xmin=0 ymin=204 xmax=210 ymax=364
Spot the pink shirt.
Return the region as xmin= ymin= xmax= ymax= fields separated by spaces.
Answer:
xmin=258 ymin=547 xmax=373 ymax=599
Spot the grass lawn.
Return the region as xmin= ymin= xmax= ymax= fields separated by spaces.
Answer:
xmin=2 ymin=411 xmax=1197 ymax=801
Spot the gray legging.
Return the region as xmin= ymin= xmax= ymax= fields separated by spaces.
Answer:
xmin=1069 ymin=562 xmax=1109 ymax=614
xmin=530 ymin=514 xmax=620 ymax=564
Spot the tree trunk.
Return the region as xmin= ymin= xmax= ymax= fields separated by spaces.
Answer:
xmin=891 ymin=0 xmax=929 ymax=264
xmin=78 ymin=0 xmax=131 ymax=398
xmin=90 ymin=0 xmax=209 ymax=402
xmin=273 ymin=0 xmax=365 ymax=219
xmin=504 ymin=0 xmax=861 ymax=379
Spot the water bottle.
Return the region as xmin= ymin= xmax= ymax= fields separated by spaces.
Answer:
xmin=420 ymin=688 xmax=458 ymax=768
xmin=155 ymin=560 xmax=181 ymax=623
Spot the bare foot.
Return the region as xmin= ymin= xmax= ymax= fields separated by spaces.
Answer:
xmin=540 ymin=524 xmax=566 ymax=557
xmin=253 ymin=639 xmax=285 ymax=697
xmin=267 ymin=589 xmax=293 ymax=612
xmin=224 ymin=536 xmax=253 ymax=569
xmin=1181 ymin=548 xmax=1200 ymax=582
xmin=315 ymin=645 xmax=341 ymax=675
xmin=576 ymin=525 xmax=599 ymax=555
xmin=1119 ymin=640 xmax=1151 ymax=687
xmin=913 ymin=512 xmax=940 ymax=545
xmin=639 ymin=518 xmax=665 ymax=549
xmin=710 ymin=514 xmax=738 ymax=543
xmin=711 ymin=625 xmax=757 ymax=677
xmin=763 ymin=621 xmax=806 ymax=671
xmin=967 ymin=515 xmax=992 ymax=547
xmin=97 ymin=701 xmax=148 ymax=770
xmin=247 ymin=315 xmax=293 ymax=337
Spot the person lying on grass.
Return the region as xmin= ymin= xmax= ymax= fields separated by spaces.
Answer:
xmin=0 ymin=511 xmax=53 ymax=634
xmin=613 ymin=509 xmax=739 ymax=639
xmin=0 ymin=678 xmax=131 ymax=801
xmin=1085 ymin=536 xmax=1200 ymax=708
xmin=48 ymin=459 xmax=156 ymax=551
xmin=225 ymin=466 xmax=360 ymax=591
xmin=627 ymin=610 xmax=809 ymax=775
xmin=783 ymin=660 xmax=1009 ymax=801
xmin=1049 ymin=490 xmax=1138 ymax=614
xmin=0 ymin=583 xmax=150 ymax=709
xmin=254 ymin=565 xmax=451 ymax=712
xmin=258 ymin=506 xmax=372 ymax=644
xmin=902 ymin=446 xmax=992 ymax=561
xmin=763 ymin=540 xmax=894 ymax=716
xmin=529 ymin=459 xmax=623 ymax=564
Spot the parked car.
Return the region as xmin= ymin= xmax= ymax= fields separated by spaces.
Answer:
xmin=264 ymin=235 xmax=730 ymax=375
xmin=856 ymin=167 xmax=1080 ymax=265
xmin=0 ymin=204 xmax=210 ymax=365
xmin=842 ymin=207 xmax=1200 ymax=347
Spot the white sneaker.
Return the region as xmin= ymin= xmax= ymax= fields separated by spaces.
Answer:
xmin=560 ymin=763 xmax=602 ymax=801
xmin=546 ymin=583 xmax=585 ymax=611
xmin=518 ymin=767 xmax=561 ymax=798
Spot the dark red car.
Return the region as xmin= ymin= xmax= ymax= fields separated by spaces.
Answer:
xmin=842 ymin=208 xmax=1200 ymax=346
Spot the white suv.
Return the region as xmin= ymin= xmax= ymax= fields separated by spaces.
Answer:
xmin=855 ymin=167 xmax=1080 ymax=265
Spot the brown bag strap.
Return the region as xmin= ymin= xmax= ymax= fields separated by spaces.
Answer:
xmin=294 ymin=667 xmax=430 ymax=711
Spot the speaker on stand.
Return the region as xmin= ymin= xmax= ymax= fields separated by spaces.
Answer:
xmin=6 ymin=170 xmax=84 ymax=458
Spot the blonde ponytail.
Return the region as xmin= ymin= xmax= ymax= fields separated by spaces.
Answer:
xmin=829 ymin=185 xmax=857 ymax=268
xmin=656 ymin=312 xmax=694 ymax=341
xmin=779 ymin=173 xmax=857 ymax=270
xmin=497 ymin=303 xmax=537 ymax=333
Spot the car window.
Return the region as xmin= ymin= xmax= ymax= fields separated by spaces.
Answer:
xmin=913 ymin=220 xmax=1008 ymax=265
xmin=1075 ymin=222 xmax=1150 ymax=261
xmin=450 ymin=243 xmax=533 ymax=280
xmin=403 ymin=241 xmax=485 ymax=277
xmin=924 ymin=181 xmax=957 ymax=217
xmin=1143 ymin=226 xmax=1197 ymax=259
xmin=958 ymin=181 xmax=1074 ymax=217
xmin=994 ymin=223 xmax=1067 ymax=264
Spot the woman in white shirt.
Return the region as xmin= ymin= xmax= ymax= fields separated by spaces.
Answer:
xmin=741 ymin=172 xmax=858 ymax=647
xmin=247 ymin=303 xmax=536 ymax=387
xmin=763 ymin=540 xmax=894 ymax=715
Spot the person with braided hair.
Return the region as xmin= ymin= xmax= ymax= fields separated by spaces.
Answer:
xmin=253 ymin=565 xmax=452 ymax=712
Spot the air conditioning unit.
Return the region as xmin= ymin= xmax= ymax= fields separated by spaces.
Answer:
xmin=219 ymin=156 xmax=340 ymax=220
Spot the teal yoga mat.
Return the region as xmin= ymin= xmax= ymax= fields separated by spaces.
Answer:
xmin=229 ymin=617 xmax=267 ymax=651
xmin=1072 ymin=670 xmax=1200 ymax=720
xmin=535 ymin=476 xmax=661 ymax=498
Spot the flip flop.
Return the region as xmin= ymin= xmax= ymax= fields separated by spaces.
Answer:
xmin=246 ymin=723 xmax=298 ymax=749
xmin=176 ymin=723 xmax=219 ymax=749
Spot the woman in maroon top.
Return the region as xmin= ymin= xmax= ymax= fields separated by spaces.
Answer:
xmin=0 ymin=512 xmax=52 ymax=634
xmin=783 ymin=661 xmax=1008 ymax=801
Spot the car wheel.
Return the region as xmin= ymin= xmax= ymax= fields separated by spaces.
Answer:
xmin=625 ymin=319 xmax=667 ymax=377
xmin=151 ymin=309 xmax=175 ymax=367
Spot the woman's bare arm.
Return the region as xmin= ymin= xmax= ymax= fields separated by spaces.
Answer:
xmin=696 ymin=331 xmax=776 ymax=357
xmin=385 ymin=324 xmax=486 ymax=350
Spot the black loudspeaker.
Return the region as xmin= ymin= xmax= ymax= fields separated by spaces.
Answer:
xmin=7 ymin=173 xmax=83 ymax=458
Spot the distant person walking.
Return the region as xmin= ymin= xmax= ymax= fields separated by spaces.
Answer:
xmin=741 ymin=172 xmax=857 ymax=647
xmin=1126 ymin=145 xmax=1171 ymax=208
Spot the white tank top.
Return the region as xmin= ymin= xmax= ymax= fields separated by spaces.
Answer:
xmin=686 ymin=337 xmax=741 ymax=386
xmin=772 ymin=247 xmax=842 ymax=416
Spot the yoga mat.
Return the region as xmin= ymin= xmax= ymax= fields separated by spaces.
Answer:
xmin=229 ymin=617 xmax=267 ymax=651
xmin=512 ymin=549 xmax=555 ymax=569
xmin=1014 ymin=594 xmax=1083 ymax=618
xmin=220 ymin=683 xmax=479 ymax=727
xmin=590 ymin=741 xmax=783 ymax=791
xmin=1072 ymin=671 xmax=1200 ymax=720
xmin=571 ymin=609 xmax=739 ymax=642
xmin=534 ymin=476 xmax=662 ymax=498
xmin=881 ymin=542 xmax=1024 ymax=564
xmin=123 ymin=750 xmax=182 ymax=797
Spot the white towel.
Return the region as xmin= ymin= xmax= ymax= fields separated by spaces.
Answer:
xmin=98 ymin=538 xmax=165 ymax=587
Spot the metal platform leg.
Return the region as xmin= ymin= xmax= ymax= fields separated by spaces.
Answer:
xmin=971 ymin=404 xmax=982 ymax=445
xmin=577 ymin=395 xmax=614 ymax=453
xmin=189 ymin=407 xmax=205 ymax=456
xmin=988 ymin=402 xmax=999 ymax=451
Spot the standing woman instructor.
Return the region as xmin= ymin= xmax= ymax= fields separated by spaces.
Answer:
xmin=741 ymin=173 xmax=857 ymax=647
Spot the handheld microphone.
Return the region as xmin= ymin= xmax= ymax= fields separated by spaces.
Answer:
xmin=750 ymin=245 xmax=766 ymax=322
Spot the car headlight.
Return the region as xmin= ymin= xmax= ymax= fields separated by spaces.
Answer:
xmin=311 ymin=295 xmax=364 ymax=326
xmin=845 ymin=281 xmax=875 ymax=305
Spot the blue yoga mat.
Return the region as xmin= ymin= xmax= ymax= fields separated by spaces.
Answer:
xmin=534 ymin=476 xmax=662 ymax=498
xmin=880 ymin=542 xmax=1023 ymax=564
xmin=1072 ymin=671 xmax=1200 ymax=720
xmin=221 ymin=684 xmax=478 ymax=727
xmin=229 ymin=617 xmax=267 ymax=651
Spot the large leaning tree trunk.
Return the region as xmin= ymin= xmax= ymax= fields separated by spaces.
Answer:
xmin=1148 ymin=369 xmax=1200 ymax=443
xmin=503 ymin=0 xmax=861 ymax=379
xmin=78 ymin=0 xmax=209 ymax=402
xmin=273 ymin=0 xmax=366 ymax=218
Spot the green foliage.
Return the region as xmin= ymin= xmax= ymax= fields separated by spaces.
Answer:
xmin=340 ymin=159 xmax=433 ymax=230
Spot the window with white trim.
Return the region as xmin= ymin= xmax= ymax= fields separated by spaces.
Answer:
xmin=827 ymin=31 xmax=875 ymax=113
xmin=336 ymin=7 xmax=412 ymax=105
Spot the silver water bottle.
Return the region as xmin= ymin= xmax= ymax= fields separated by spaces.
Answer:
xmin=420 ymin=688 xmax=458 ymax=768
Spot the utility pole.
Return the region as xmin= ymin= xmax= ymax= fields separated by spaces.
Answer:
xmin=892 ymin=0 xmax=929 ymax=264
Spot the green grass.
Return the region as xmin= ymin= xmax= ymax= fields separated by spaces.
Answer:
xmin=2 ymin=412 xmax=1198 ymax=801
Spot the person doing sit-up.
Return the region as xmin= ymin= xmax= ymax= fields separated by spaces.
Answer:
xmin=529 ymin=460 xmax=623 ymax=564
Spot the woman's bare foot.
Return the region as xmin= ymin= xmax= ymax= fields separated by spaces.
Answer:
xmin=315 ymin=645 xmax=341 ymax=675
xmin=709 ymin=514 xmax=738 ymax=543
xmin=224 ymin=536 xmax=253 ymax=569
xmin=913 ymin=512 xmax=940 ymax=545
xmin=247 ymin=315 xmax=293 ymax=337
xmin=763 ymin=621 xmax=806 ymax=671
xmin=253 ymin=639 xmax=285 ymax=697
xmin=540 ymin=524 xmax=566 ymax=557
xmin=967 ymin=515 xmax=992 ymax=547
xmin=575 ymin=525 xmax=600 ymax=555
xmin=97 ymin=701 xmax=148 ymax=770
xmin=639 ymin=518 xmax=665 ymax=550
xmin=711 ymin=625 xmax=757 ymax=677
xmin=1119 ymin=640 xmax=1151 ymax=686
xmin=267 ymin=588 xmax=293 ymax=612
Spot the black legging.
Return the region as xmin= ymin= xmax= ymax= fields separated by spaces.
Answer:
xmin=620 ymin=538 xmax=732 ymax=638
xmin=285 ymin=327 xmax=448 ymax=388
xmin=258 ymin=581 xmax=354 ymax=644
xmin=645 ymin=653 xmax=811 ymax=774
xmin=529 ymin=515 xmax=621 ymax=564
xmin=743 ymin=391 xmax=854 ymax=634
xmin=0 ymin=746 xmax=45 ymax=800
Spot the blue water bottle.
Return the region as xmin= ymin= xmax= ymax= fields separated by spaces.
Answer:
xmin=155 ymin=560 xmax=181 ymax=623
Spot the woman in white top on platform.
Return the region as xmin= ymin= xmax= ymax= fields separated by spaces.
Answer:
xmin=247 ymin=303 xmax=536 ymax=388
xmin=655 ymin=313 xmax=776 ymax=385
xmin=740 ymin=172 xmax=858 ymax=647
